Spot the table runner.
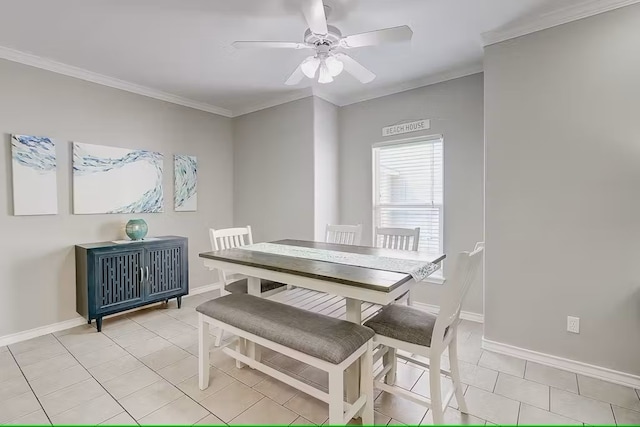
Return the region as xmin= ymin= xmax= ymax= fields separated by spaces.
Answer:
xmin=238 ymin=242 xmax=439 ymax=281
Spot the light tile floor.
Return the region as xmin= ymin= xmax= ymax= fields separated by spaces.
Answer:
xmin=1 ymin=291 xmax=639 ymax=425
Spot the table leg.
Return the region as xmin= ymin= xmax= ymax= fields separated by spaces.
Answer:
xmin=246 ymin=277 xmax=262 ymax=364
xmin=345 ymin=298 xmax=362 ymax=406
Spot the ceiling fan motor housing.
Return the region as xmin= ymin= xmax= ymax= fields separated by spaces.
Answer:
xmin=304 ymin=25 xmax=342 ymax=48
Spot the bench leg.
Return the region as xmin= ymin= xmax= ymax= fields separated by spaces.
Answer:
xmin=329 ymin=368 xmax=344 ymax=425
xmin=236 ymin=338 xmax=246 ymax=369
xmin=245 ymin=276 xmax=262 ymax=367
xmin=359 ymin=341 xmax=374 ymax=424
xmin=198 ymin=314 xmax=210 ymax=390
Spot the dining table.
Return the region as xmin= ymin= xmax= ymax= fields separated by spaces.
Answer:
xmin=199 ymin=239 xmax=445 ymax=404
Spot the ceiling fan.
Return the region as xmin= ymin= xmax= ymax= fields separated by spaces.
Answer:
xmin=231 ymin=0 xmax=413 ymax=85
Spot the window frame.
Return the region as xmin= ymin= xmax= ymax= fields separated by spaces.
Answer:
xmin=371 ymin=134 xmax=445 ymax=283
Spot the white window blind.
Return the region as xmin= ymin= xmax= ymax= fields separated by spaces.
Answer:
xmin=373 ymin=138 xmax=443 ymax=253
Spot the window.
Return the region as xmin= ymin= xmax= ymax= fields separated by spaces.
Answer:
xmin=373 ymin=137 xmax=443 ymax=254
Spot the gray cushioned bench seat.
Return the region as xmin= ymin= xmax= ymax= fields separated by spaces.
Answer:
xmin=226 ymin=278 xmax=286 ymax=294
xmin=196 ymin=294 xmax=374 ymax=364
xmin=364 ymin=304 xmax=440 ymax=347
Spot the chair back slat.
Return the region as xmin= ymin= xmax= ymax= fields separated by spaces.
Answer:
xmin=432 ymin=244 xmax=483 ymax=343
xmin=209 ymin=226 xmax=253 ymax=251
xmin=375 ymin=227 xmax=420 ymax=251
xmin=325 ymin=224 xmax=363 ymax=246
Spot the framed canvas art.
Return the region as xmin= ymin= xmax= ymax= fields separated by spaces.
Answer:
xmin=11 ymin=134 xmax=58 ymax=215
xmin=174 ymin=154 xmax=197 ymax=212
xmin=73 ymin=142 xmax=163 ymax=214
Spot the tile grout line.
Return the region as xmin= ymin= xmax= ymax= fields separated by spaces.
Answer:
xmin=515 ymin=401 xmax=521 ymax=425
xmin=51 ymin=332 xmax=140 ymax=425
xmin=5 ymin=346 xmax=53 ymax=425
xmin=610 ymin=402 xmax=618 ymax=425
xmin=104 ymin=308 xmax=236 ymax=424
xmin=103 ymin=331 xmax=219 ymax=424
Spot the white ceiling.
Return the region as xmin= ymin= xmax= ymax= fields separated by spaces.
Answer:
xmin=0 ymin=0 xmax=605 ymax=116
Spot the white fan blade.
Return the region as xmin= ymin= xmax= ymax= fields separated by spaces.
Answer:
xmin=334 ymin=53 xmax=375 ymax=83
xmin=339 ymin=25 xmax=413 ymax=48
xmin=232 ymin=41 xmax=311 ymax=50
xmin=285 ymin=65 xmax=306 ymax=85
xmin=301 ymin=0 xmax=328 ymax=35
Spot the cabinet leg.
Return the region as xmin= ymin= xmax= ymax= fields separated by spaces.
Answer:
xmin=177 ymin=296 xmax=183 ymax=309
xmin=96 ymin=317 xmax=103 ymax=333
xmin=87 ymin=319 xmax=91 ymax=325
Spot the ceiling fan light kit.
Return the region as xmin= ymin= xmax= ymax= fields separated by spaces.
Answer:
xmin=231 ymin=0 xmax=413 ymax=86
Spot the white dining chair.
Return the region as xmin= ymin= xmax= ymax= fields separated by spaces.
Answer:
xmin=325 ymin=224 xmax=363 ymax=246
xmin=209 ymin=226 xmax=286 ymax=297
xmin=375 ymin=227 xmax=421 ymax=251
xmin=375 ymin=227 xmax=421 ymax=305
xmin=363 ymin=244 xmax=483 ymax=425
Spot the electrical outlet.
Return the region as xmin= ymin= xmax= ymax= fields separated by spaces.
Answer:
xmin=567 ymin=316 xmax=580 ymax=334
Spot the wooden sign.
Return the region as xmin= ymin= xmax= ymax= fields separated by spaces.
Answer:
xmin=382 ymin=119 xmax=430 ymax=137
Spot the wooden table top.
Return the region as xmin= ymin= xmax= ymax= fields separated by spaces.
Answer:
xmin=199 ymin=239 xmax=445 ymax=292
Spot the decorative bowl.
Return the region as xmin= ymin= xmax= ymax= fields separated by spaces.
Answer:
xmin=125 ymin=219 xmax=148 ymax=240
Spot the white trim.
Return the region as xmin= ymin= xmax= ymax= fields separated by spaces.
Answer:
xmin=326 ymin=64 xmax=484 ymax=107
xmin=482 ymin=337 xmax=640 ymax=389
xmin=373 ymin=134 xmax=444 ymax=148
xmin=0 ymin=44 xmax=483 ymax=118
xmin=422 ymin=272 xmax=445 ymax=285
xmin=413 ymin=302 xmax=484 ymax=324
xmin=0 ymin=281 xmax=223 ymax=348
xmin=482 ymin=0 xmax=640 ymax=46
xmin=188 ymin=282 xmax=223 ymax=296
xmin=0 ymin=45 xmax=233 ymax=117
xmin=231 ymin=88 xmax=314 ymax=117
xmin=0 ymin=317 xmax=86 ymax=347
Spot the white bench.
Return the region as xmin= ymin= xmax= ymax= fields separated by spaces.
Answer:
xmin=196 ymin=293 xmax=375 ymax=425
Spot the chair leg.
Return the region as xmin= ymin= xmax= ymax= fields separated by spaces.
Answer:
xmin=383 ymin=347 xmax=397 ymax=384
xmin=429 ymin=355 xmax=444 ymax=424
xmin=329 ymin=368 xmax=345 ymax=425
xmin=359 ymin=341 xmax=374 ymax=424
xmin=449 ymin=330 xmax=468 ymax=413
xmin=198 ymin=314 xmax=210 ymax=390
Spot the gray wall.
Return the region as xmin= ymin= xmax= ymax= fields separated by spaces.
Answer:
xmin=0 ymin=59 xmax=233 ymax=337
xmin=232 ymin=97 xmax=315 ymax=242
xmin=339 ymin=74 xmax=485 ymax=314
xmin=313 ymin=97 xmax=339 ymax=241
xmin=484 ymin=5 xmax=640 ymax=375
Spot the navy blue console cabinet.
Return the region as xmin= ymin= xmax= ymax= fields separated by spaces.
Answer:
xmin=75 ymin=236 xmax=189 ymax=332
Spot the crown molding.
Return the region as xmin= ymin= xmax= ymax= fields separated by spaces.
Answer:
xmin=0 ymin=45 xmax=233 ymax=117
xmin=482 ymin=0 xmax=640 ymax=46
xmin=327 ymin=63 xmax=484 ymax=107
xmin=230 ymin=88 xmax=315 ymax=117
xmin=0 ymin=44 xmax=483 ymax=118
xmin=232 ymin=63 xmax=484 ymax=115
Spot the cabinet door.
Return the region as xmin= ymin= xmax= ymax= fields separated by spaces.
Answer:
xmin=95 ymin=249 xmax=144 ymax=312
xmin=145 ymin=244 xmax=185 ymax=299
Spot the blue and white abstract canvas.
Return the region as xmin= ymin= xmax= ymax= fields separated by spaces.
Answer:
xmin=174 ymin=154 xmax=197 ymax=211
xmin=73 ymin=142 xmax=164 ymax=214
xmin=11 ymin=134 xmax=58 ymax=215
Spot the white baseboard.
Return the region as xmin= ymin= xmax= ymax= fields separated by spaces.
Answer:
xmin=188 ymin=283 xmax=222 ymax=296
xmin=482 ymin=337 xmax=640 ymax=389
xmin=0 ymin=317 xmax=87 ymax=347
xmin=0 ymin=281 xmax=225 ymax=348
xmin=413 ymin=302 xmax=484 ymax=323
